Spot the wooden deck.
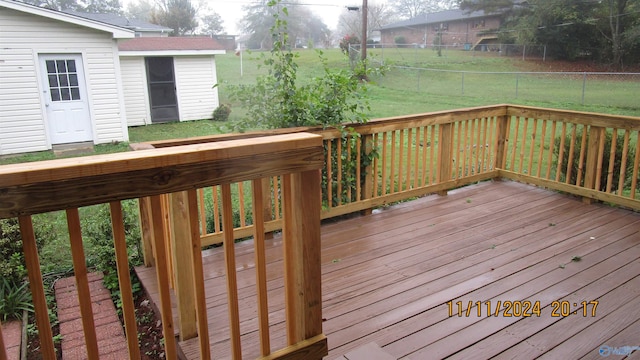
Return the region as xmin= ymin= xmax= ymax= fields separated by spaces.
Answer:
xmin=135 ymin=180 xmax=640 ymax=360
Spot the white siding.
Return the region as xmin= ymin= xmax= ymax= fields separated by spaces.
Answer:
xmin=0 ymin=7 xmax=128 ymax=155
xmin=119 ymin=57 xmax=151 ymax=126
xmin=174 ymin=56 xmax=220 ymax=122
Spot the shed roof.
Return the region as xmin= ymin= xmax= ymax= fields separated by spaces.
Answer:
xmin=118 ymin=37 xmax=226 ymax=56
xmin=62 ymin=10 xmax=173 ymax=34
xmin=0 ymin=0 xmax=134 ymax=38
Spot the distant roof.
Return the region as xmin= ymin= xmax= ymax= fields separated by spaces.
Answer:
xmin=379 ymin=9 xmax=494 ymax=30
xmin=118 ymin=37 xmax=226 ymax=56
xmin=62 ymin=10 xmax=173 ymax=33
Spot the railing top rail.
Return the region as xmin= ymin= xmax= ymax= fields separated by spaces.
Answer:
xmin=0 ymin=133 xmax=323 ymax=218
xmin=506 ymin=105 xmax=640 ymax=130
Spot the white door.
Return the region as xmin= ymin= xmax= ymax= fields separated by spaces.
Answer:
xmin=39 ymin=54 xmax=92 ymax=144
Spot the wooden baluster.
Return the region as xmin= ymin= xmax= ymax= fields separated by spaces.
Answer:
xmin=545 ymin=121 xmax=557 ymax=179
xmin=198 ymin=188 xmax=207 ymax=235
xmin=161 ymin=195 xmax=174 ymax=289
xmin=519 ymin=118 xmax=528 ymax=174
xmin=405 ymin=128 xmax=411 ymax=190
xmin=168 ymin=192 xmax=198 ymax=340
xmin=326 ymin=140 xmax=333 ymax=208
xmin=421 ymin=126 xmax=428 ymax=186
xmin=281 ymin=170 xmax=327 ymax=358
xmin=556 ymin=123 xmax=568 ymax=182
xmin=437 ymin=123 xmax=454 ymax=195
xmin=454 ymin=123 xmax=461 ymax=179
xmin=185 ymin=189 xmax=211 ymax=360
xmin=221 ymin=184 xmax=242 ymax=359
xmin=371 ymin=134 xmax=379 ymax=199
xmin=429 ymin=126 xmax=436 ymax=185
xmin=382 ymin=132 xmax=388 ymax=195
xmin=527 ymin=118 xmax=537 ymax=175
xmin=583 ymin=126 xmax=605 ymax=203
xmin=149 ymin=195 xmax=177 ymax=360
xmin=594 ymin=128 xmax=607 ymax=191
xmin=356 ymin=135 xmax=362 ymax=202
xmin=213 ymin=186 xmax=221 ymax=233
xmin=461 ymin=121 xmax=469 ymax=177
xmin=0 ymin=319 xmax=7 ymax=360
xmin=336 ymin=139 xmax=343 ymax=205
xmin=475 ymin=118 xmax=483 ymax=175
xmin=481 ymin=118 xmax=489 ymax=173
xmin=390 ymin=131 xmax=396 ymax=193
xmin=414 ymin=128 xmax=420 ymax=187
xmin=347 ymin=136 xmax=353 ymax=202
xmin=536 ymin=119 xmax=547 ymax=177
xmin=576 ymin=125 xmax=589 ymax=186
xmin=19 ymin=216 xmax=55 ymax=360
xmin=274 ymin=176 xmax=281 ymax=220
xmin=468 ymin=118 xmax=477 ymax=175
xmin=631 ymin=132 xmax=640 ymax=199
xmin=494 ymin=115 xmax=509 ymax=173
xmin=252 ymin=179 xmax=271 ymax=356
xmin=110 ymin=202 xmax=142 ymax=359
xmin=262 ymin=177 xmax=274 ymax=239
xmin=138 ymin=197 xmax=155 ymax=267
xmin=486 ymin=117 xmax=495 ymax=171
xmin=510 ymin=117 xmax=520 ymax=171
xmin=606 ymin=129 xmax=619 ymax=193
xmin=398 ymin=129 xmax=404 ymax=191
xmin=618 ymin=130 xmax=631 ymax=192
xmin=66 ymin=208 xmax=99 ymax=359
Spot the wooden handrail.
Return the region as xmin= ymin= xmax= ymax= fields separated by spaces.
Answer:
xmin=0 ymin=133 xmax=327 ymax=360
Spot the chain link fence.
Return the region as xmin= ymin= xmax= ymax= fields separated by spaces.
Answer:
xmin=371 ymin=67 xmax=640 ymax=109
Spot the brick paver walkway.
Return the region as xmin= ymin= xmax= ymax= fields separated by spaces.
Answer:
xmin=55 ymin=272 xmax=128 ymax=359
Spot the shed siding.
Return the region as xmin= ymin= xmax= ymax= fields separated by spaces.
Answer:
xmin=174 ymin=56 xmax=219 ymax=122
xmin=0 ymin=7 xmax=128 ymax=155
xmin=120 ymin=57 xmax=151 ymax=126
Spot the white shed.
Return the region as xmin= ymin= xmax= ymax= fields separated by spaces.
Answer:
xmin=118 ymin=37 xmax=226 ymax=125
xmin=0 ymin=0 xmax=133 ymax=156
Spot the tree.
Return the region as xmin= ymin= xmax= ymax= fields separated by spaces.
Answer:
xmin=389 ymin=0 xmax=457 ymax=19
xmin=337 ymin=2 xmax=396 ymax=41
xmin=201 ymin=13 xmax=224 ymax=35
xmin=125 ymin=0 xmax=155 ymax=21
xmin=150 ymin=0 xmax=198 ymax=36
xmin=21 ymin=0 xmax=122 ymax=13
xmin=239 ymin=0 xmax=330 ymax=49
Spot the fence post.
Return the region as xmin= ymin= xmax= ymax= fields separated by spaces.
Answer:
xmin=169 ymin=191 xmax=198 ymax=340
xmin=582 ymin=126 xmax=604 ymax=204
xmin=281 ymin=169 xmax=328 ymax=358
xmin=437 ymin=123 xmax=454 ymax=195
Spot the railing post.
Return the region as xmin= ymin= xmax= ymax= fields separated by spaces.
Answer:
xmin=138 ymin=197 xmax=155 ymax=267
xmin=168 ymin=191 xmax=198 ymax=340
xmin=361 ymin=134 xmax=374 ymax=215
xmin=437 ymin=123 xmax=455 ymax=195
xmin=494 ymin=115 xmax=510 ymax=175
xmin=583 ymin=126 xmax=604 ymax=204
xmin=281 ymin=169 xmax=328 ymax=358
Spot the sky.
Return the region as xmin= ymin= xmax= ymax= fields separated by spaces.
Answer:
xmin=122 ymin=0 xmax=370 ymax=35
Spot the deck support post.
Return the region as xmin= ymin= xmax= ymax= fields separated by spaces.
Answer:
xmin=361 ymin=134 xmax=374 ymax=215
xmin=281 ymin=169 xmax=328 ymax=359
xmin=437 ymin=123 xmax=455 ymax=196
xmin=582 ymin=126 xmax=604 ymax=204
xmin=494 ymin=114 xmax=510 ymax=176
xmin=138 ymin=197 xmax=155 ymax=267
xmin=169 ymin=191 xmax=198 ymax=340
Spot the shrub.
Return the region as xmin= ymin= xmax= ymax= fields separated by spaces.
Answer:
xmin=553 ymin=128 xmax=637 ymax=193
xmin=212 ymin=103 xmax=231 ymax=122
xmin=339 ymin=34 xmax=360 ymax=54
xmin=394 ymin=36 xmax=407 ymax=45
xmin=0 ymin=218 xmax=51 ymax=285
xmin=0 ymin=279 xmax=33 ymax=321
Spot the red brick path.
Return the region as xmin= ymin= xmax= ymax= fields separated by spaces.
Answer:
xmin=55 ymin=272 xmax=128 ymax=359
xmin=1 ymin=320 xmax=21 ymax=360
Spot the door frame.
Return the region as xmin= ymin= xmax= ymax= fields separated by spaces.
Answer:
xmin=37 ymin=52 xmax=94 ymax=145
xmin=145 ymin=56 xmax=180 ymax=123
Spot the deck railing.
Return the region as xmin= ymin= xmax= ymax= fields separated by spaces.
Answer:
xmin=0 ymin=133 xmax=327 ymax=360
xmin=137 ymin=105 xmax=639 ymax=342
xmin=1 ymin=105 xmax=638 ymax=359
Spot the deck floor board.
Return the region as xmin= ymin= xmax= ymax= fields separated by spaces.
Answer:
xmin=135 ymin=180 xmax=640 ymax=359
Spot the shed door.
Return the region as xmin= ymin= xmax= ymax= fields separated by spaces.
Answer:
xmin=39 ymin=54 xmax=92 ymax=144
xmin=146 ymin=57 xmax=179 ymax=123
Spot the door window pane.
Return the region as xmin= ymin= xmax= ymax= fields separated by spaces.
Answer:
xmin=46 ymin=59 xmax=80 ymax=102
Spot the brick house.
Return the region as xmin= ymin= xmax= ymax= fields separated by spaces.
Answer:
xmin=379 ymin=9 xmax=502 ymax=50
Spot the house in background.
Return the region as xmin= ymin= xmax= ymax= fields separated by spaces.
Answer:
xmin=118 ymin=37 xmax=225 ymax=125
xmin=0 ymin=0 xmax=133 ymax=156
xmin=379 ymin=9 xmax=502 ymax=50
xmin=62 ymin=10 xmax=173 ymax=37
xmin=0 ymin=0 xmax=225 ymax=156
